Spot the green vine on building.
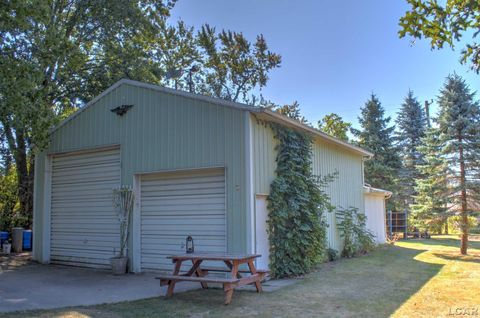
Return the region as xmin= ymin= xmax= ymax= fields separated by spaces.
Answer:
xmin=267 ymin=123 xmax=336 ymax=278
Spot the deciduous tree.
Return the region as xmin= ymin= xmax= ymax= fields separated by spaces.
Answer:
xmin=0 ymin=0 xmax=176 ymax=225
xmin=318 ymin=113 xmax=352 ymax=141
xmin=0 ymin=1 xmax=281 ymax=227
xmin=399 ymin=0 xmax=480 ymax=73
xmin=197 ymin=24 xmax=281 ymax=103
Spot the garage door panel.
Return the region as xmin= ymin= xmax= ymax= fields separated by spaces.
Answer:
xmin=52 ymin=222 xmax=119 ymax=229
xmin=141 ymin=239 xmax=225 ymax=248
xmin=51 ymin=233 xmax=119 ymax=243
xmin=51 ymin=242 xmax=118 ymax=252
xmin=140 ymin=169 xmax=226 ymax=272
xmin=51 ymin=238 xmax=119 ymax=248
xmin=52 ymin=164 xmax=119 ymax=178
xmin=140 ymin=205 xmax=225 ymax=213
xmin=140 ymin=194 xmax=224 ymax=203
xmin=49 ymin=256 xmax=112 ymax=269
xmin=52 ymin=173 xmax=119 ymax=186
xmin=144 ymin=179 xmax=225 ymax=187
xmin=51 ymin=247 xmax=116 ymax=258
xmin=52 ymin=180 xmax=119 ymax=193
xmin=141 ymin=218 xmax=225 ymax=226
xmin=50 ymin=148 xmax=120 ymax=268
xmin=50 ymin=213 xmax=116 ymax=219
xmin=141 ymin=173 xmax=224 ymax=182
xmin=51 ymin=201 xmax=113 ymax=209
xmin=142 ymin=228 xmax=225 ymax=237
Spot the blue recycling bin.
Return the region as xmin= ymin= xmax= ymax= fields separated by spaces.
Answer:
xmin=23 ymin=230 xmax=32 ymax=250
xmin=0 ymin=231 xmax=8 ymax=247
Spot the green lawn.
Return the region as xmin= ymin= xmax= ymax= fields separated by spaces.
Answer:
xmin=3 ymin=235 xmax=479 ymax=318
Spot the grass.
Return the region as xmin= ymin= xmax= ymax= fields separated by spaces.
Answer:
xmin=2 ymin=235 xmax=479 ymax=318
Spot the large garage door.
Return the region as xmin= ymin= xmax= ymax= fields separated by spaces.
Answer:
xmin=50 ymin=148 xmax=121 ymax=268
xmin=140 ymin=169 xmax=226 ymax=272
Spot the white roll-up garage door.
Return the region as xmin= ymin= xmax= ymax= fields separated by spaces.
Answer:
xmin=140 ymin=168 xmax=226 ymax=272
xmin=50 ymin=147 xmax=121 ymax=268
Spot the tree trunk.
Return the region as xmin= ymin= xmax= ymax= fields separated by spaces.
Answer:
xmin=1 ymin=121 xmax=34 ymax=228
xmin=459 ymin=142 xmax=468 ymax=255
xmin=444 ymin=221 xmax=448 ymax=235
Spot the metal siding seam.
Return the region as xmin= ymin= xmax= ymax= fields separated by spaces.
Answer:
xmin=245 ymin=113 xmax=255 ymax=254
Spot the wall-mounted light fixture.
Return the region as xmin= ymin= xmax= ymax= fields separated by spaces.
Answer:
xmin=111 ymin=104 xmax=133 ymax=116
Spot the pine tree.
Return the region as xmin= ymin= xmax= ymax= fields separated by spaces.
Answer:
xmin=353 ymin=94 xmax=401 ymax=208
xmin=395 ymin=90 xmax=427 ymax=206
xmin=436 ymin=74 xmax=480 ymax=255
xmin=411 ymin=128 xmax=449 ymax=233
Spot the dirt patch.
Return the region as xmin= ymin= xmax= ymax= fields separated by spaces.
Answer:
xmin=0 ymin=252 xmax=33 ymax=271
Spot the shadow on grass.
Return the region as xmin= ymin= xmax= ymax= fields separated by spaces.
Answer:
xmin=431 ymin=252 xmax=480 ymax=263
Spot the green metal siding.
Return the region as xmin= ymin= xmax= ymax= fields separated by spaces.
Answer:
xmin=34 ymin=83 xmax=247 ymax=262
xmin=251 ymin=117 xmax=278 ymax=195
xmin=251 ymin=117 xmax=365 ymax=252
xmin=312 ymin=139 xmax=365 ymax=251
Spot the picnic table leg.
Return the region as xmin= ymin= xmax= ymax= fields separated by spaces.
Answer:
xmin=224 ymin=260 xmax=239 ymax=305
xmin=223 ymin=260 xmax=242 ymax=278
xmin=247 ymin=260 xmax=262 ymax=293
xmin=190 ymin=259 xmax=208 ymax=289
xmin=166 ymin=260 xmax=182 ymax=297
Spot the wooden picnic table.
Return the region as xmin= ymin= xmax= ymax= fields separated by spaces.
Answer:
xmin=156 ymin=253 xmax=268 ymax=305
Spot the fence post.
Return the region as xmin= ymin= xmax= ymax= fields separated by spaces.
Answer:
xmin=388 ymin=210 xmax=392 ymax=238
xmin=404 ymin=208 xmax=408 ymax=239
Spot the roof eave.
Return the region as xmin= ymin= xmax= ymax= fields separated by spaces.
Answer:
xmin=257 ymin=109 xmax=374 ymax=157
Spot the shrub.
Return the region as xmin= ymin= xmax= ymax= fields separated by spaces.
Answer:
xmin=327 ymin=248 xmax=339 ymax=261
xmin=447 ymin=215 xmax=478 ymax=234
xmin=0 ymin=166 xmax=20 ymax=230
xmin=336 ymin=207 xmax=375 ymax=257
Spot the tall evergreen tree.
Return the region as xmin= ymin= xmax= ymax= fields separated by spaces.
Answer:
xmin=436 ymin=74 xmax=480 ymax=255
xmin=353 ymin=94 xmax=401 ymax=208
xmin=395 ymin=90 xmax=427 ymax=205
xmin=411 ymin=128 xmax=449 ymax=233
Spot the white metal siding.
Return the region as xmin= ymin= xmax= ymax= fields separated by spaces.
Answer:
xmin=364 ymin=194 xmax=387 ymax=244
xmin=50 ymin=148 xmax=121 ymax=268
xmin=140 ymin=169 xmax=226 ymax=272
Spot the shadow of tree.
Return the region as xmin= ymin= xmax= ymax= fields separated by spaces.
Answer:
xmin=432 ymin=252 xmax=480 ymax=263
xmin=406 ymin=236 xmax=480 ymax=250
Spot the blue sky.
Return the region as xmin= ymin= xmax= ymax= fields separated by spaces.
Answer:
xmin=170 ymin=0 xmax=478 ymax=129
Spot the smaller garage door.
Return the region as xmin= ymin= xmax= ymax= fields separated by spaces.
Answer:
xmin=140 ymin=168 xmax=226 ymax=272
xmin=50 ymin=148 xmax=121 ymax=268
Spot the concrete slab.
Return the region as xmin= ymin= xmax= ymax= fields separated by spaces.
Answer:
xmin=0 ymin=263 xmax=198 ymax=313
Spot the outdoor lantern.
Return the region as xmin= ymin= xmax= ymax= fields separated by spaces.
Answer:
xmin=186 ymin=236 xmax=194 ymax=254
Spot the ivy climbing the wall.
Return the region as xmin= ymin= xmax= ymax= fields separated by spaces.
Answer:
xmin=267 ymin=123 xmax=336 ymax=278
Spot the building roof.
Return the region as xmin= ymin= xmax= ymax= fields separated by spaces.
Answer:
xmin=53 ymin=79 xmax=374 ymax=157
xmin=363 ymin=185 xmax=392 ymax=198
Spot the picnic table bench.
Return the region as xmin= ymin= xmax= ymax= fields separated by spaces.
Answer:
xmin=156 ymin=253 xmax=268 ymax=304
